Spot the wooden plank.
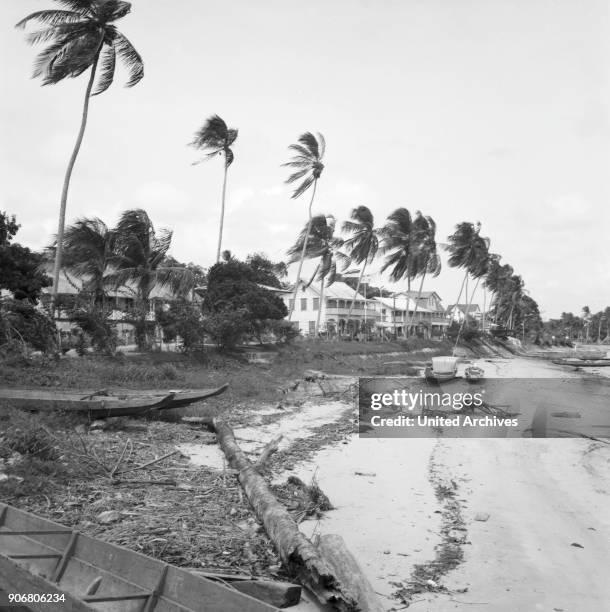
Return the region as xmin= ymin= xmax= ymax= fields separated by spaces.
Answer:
xmin=51 ymin=531 xmax=79 ymax=583
xmin=0 ymin=555 xmax=96 ymax=612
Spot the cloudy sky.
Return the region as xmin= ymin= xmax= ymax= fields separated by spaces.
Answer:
xmin=1 ymin=0 xmax=609 ymax=318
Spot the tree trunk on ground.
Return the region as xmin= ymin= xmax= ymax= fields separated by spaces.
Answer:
xmin=51 ymin=53 xmax=101 ymax=307
xmin=211 ymin=419 xmax=380 ymax=611
xmin=216 ymin=163 xmax=229 ymax=263
xmin=288 ymin=181 xmax=317 ymax=321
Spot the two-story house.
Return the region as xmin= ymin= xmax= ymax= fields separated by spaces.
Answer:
xmin=446 ymin=303 xmax=482 ymax=324
xmin=273 ymin=281 xmax=378 ymax=336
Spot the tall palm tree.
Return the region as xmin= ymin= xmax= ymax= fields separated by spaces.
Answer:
xmin=287 ymin=214 xmax=342 ymax=335
xmin=405 ymin=212 xmax=442 ymax=335
xmin=341 ymin=206 xmax=380 ymax=321
xmin=16 ymin=0 xmax=144 ymax=307
xmin=446 ymin=222 xmax=490 ymax=350
xmin=190 ymin=115 xmax=238 ymax=263
xmin=282 ymin=132 xmax=326 ymax=322
xmin=484 ymin=257 xmax=513 ymax=326
xmin=60 ymin=217 xmax=116 ymax=306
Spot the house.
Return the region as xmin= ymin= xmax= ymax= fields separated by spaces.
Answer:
xmin=272 ymin=281 xmax=378 ymax=336
xmin=446 ymin=303 xmax=482 ymax=323
xmin=374 ymin=293 xmax=449 ymax=338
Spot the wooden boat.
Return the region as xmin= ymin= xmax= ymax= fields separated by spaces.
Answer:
xmin=0 ymin=502 xmax=278 ymax=611
xmin=464 ymin=366 xmax=485 ymax=382
xmin=552 ymin=358 xmax=610 ymax=368
xmin=424 ymin=356 xmax=458 ymax=383
xmin=0 ymin=384 xmax=228 ymax=418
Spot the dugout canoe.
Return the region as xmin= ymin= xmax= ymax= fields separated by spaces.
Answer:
xmin=0 ymin=503 xmax=277 ymax=612
xmin=0 ymin=384 xmax=228 ymax=418
xmin=552 ymin=358 xmax=610 ymax=368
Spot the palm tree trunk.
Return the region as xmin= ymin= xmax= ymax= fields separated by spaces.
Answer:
xmin=288 ymin=180 xmax=317 ymax=321
xmin=453 ymin=276 xmax=480 ymax=354
xmin=215 ymin=163 xmax=229 ymax=263
xmin=315 ymin=277 xmax=325 ymax=336
xmin=346 ymin=262 xmax=367 ymax=323
xmin=451 ymin=270 xmax=469 ymax=323
xmin=51 ymin=53 xmax=100 ymax=309
xmin=406 ymin=272 xmax=426 ymax=336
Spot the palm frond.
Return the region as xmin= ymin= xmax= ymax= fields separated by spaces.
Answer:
xmin=291 ymin=176 xmax=315 ymax=199
xmin=92 ymin=43 xmax=116 ymax=95
xmin=298 ymin=132 xmax=320 ymax=159
xmin=16 ymin=10 xmax=84 ymax=32
xmin=113 ymin=31 xmax=143 ymax=87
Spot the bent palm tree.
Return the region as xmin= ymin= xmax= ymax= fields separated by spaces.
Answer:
xmin=341 ymin=206 xmax=380 ymax=323
xmin=446 ymin=222 xmax=490 ymax=351
xmin=190 ymin=115 xmax=238 ymax=263
xmin=283 ymin=132 xmax=326 ymax=321
xmin=287 ymin=215 xmax=342 ymax=335
xmin=405 ymin=212 xmax=441 ymax=335
xmin=109 ymin=209 xmax=194 ymax=349
xmin=61 ymin=217 xmax=116 ymax=306
xmin=16 ymin=0 xmax=144 ymax=306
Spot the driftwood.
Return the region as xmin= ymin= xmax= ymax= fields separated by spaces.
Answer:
xmin=210 ymin=418 xmax=382 ymax=611
xmin=192 ymin=571 xmax=301 ymax=608
xmin=316 ymin=535 xmax=385 ymax=612
xmin=255 ymin=435 xmax=283 ymax=468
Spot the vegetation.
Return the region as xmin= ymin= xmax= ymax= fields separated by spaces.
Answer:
xmin=190 ymin=115 xmax=238 ymax=262
xmin=16 ymin=0 xmax=144 ymax=303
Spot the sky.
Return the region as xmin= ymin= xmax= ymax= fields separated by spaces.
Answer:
xmin=1 ymin=0 xmax=609 ymax=319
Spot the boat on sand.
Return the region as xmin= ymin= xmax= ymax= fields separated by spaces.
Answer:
xmin=424 ymin=356 xmax=458 ymax=382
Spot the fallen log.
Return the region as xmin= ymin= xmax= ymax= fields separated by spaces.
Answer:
xmin=211 ymin=418 xmax=370 ymax=611
xmin=256 ymin=435 xmax=283 ymax=469
xmin=316 ymin=535 xmax=385 ymax=612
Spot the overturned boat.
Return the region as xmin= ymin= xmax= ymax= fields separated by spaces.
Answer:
xmin=424 ymin=356 xmax=459 ymax=382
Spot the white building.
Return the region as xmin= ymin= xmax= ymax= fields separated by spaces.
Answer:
xmin=374 ymin=292 xmax=449 ymax=338
xmin=273 ymin=281 xmax=378 ymax=336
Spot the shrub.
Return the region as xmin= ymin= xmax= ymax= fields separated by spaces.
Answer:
xmin=267 ymin=319 xmax=300 ymax=344
xmin=69 ymin=306 xmax=117 ymax=355
xmin=0 ymin=298 xmax=57 ymax=354
xmin=203 ymin=308 xmax=250 ymax=350
xmin=156 ymin=300 xmax=205 ymax=353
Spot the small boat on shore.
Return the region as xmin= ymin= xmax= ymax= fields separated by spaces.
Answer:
xmin=0 ymin=384 xmax=229 ymax=418
xmin=552 ymin=358 xmax=610 ymax=368
xmin=425 ymin=356 xmax=458 ymax=382
xmin=0 ymin=502 xmax=277 ymax=611
xmin=464 ymin=365 xmax=485 ymax=382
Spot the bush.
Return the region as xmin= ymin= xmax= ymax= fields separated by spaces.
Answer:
xmin=69 ymin=306 xmax=117 ymax=355
xmin=447 ymin=320 xmax=480 ymax=342
xmin=156 ymin=300 xmax=205 ymax=353
xmin=203 ymin=308 xmax=250 ymax=350
xmin=267 ymin=319 xmax=300 ymax=344
xmin=0 ymin=298 xmax=57 ymax=354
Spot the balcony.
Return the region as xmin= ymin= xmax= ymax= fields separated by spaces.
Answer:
xmin=325 ymin=307 xmax=379 ymax=320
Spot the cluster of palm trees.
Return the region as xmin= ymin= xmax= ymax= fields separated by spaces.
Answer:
xmin=58 ymin=209 xmax=194 ymax=312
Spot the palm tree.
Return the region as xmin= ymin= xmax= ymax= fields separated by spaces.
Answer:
xmin=341 ymin=206 xmax=380 ymax=322
xmin=190 ymin=115 xmax=238 ymax=263
xmin=61 ymin=217 xmax=116 ymax=306
xmin=485 ymin=257 xmax=514 ymax=326
xmin=287 ymin=214 xmax=342 ymax=335
xmin=282 ymin=132 xmax=326 ymax=322
xmin=405 ymin=212 xmax=442 ymax=335
xmin=446 ymin=222 xmax=490 ymax=350
xmin=108 ymin=209 xmax=194 ymax=349
xmin=16 ymin=0 xmax=144 ymax=307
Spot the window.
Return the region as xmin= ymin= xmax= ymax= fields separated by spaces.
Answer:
xmin=313 ymin=298 xmax=319 ymax=310
xmin=289 ymin=299 xmax=294 ymax=310
xmin=309 ymin=321 xmax=316 ymax=335
xmin=301 ymin=298 xmax=307 ymax=311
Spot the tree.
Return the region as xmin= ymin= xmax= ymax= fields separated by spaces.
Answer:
xmin=341 ymin=206 xmax=380 ymax=322
xmin=283 ymin=132 xmax=326 ymax=321
xmin=109 ymin=209 xmax=194 ymax=349
xmin=190 ymin=115 xmax=238 ymax=263
xmin=405 ymin=212 xmax=441 ymax=334
xmin=204 ymin=259 xmax=288 ymax=345
xmin=288 ymin=215 xmax=342 ymax=335
xmin=484 ymin=257 xmax=514 ymax=325
xmin=60 ymin=217 xmax=115 ymax=305
xmin=0 ymin=212 xmax=51 ymax=302
xmin=245 ymin=253 xmax=288 ymax=289
xmin=17 ymin=0 xmax=144 ymax=305
xmin=446 ymin=222 xmax=490 ymax=349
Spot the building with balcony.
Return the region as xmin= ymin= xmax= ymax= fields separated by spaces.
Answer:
xmin=273 ymin=281 xmax=378 ymax=336
xmin=374 ymin=292 xmax=449 ymax=338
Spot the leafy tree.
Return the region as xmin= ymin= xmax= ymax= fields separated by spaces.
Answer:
xmin=0 ymin=298 xmax=57 ymax=354
xmin=69 ymin=305 xmax=117 ymax=355
xmin=190 ymin=115 xmax=238 ymax=262
xmin=0 ymin=212 xmax=51 ymax=302
xmin=245 ymin=253 xmax=287 ymax=288
xmin=155 ymin=300 xmax=205 ymax=353
xmin=283 ymin=132 xmax=326 ymax=321
xmin=341 ymin=206 xmax=381 ymax=321
xmin=16 ymin=0 xmax=144 ymax=304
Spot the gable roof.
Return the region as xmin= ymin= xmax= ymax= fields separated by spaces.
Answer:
xmin=373 ymin=295 xmax=430 ymax=312
xmin=447 ymin=303 xmax=481 ymax=315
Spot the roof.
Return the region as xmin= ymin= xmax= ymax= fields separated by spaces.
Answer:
xmin=285 ymin=280 xmax=369 ymax=301
xmin=373 ymin=296 xmax=430 ymax=312
xmin=403 ymin=291 xmax=441 ymax=300
xmin=447 ymin=304 xmax=481 ymax=315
